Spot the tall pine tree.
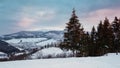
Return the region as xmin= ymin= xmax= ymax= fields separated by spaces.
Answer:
xmin=103 ymin=18 xmax=114 ymax=53
xmin=97 ymin=18 xmax=114 ymax=55
xmin=89 ymin=26 xmax=97 ymax=56
xmin=112 ymin=17 xmax=120 ymax=54
xmin=96 ymin=21 xmax=104 ymax=56
xmin=62 ymin=9 xmax=84 ymax=56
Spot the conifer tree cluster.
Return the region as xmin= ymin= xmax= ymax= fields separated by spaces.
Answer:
xmin=60 ymin=9 xmax=120 ymax=57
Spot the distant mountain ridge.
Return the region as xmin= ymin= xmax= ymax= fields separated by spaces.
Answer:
xmin=0 ymin=30 xmax=64 ymax=40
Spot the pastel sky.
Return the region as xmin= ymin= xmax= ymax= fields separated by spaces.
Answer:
xmin=0 ymin=0 xmax=120 ymax=35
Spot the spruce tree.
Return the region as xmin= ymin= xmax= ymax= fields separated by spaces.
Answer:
xmin=96 ymin=21 xmax=104 ymax=56
xmin=89 ymin=26 xmax=97 ymax=56
xmin=112 ymin=17 xmax=120 ymax=54
xmin=62 ymin=9 xmax=84 ymax=56
xmin=118 ymin=18 xmax=120 ymax=52
xmin=102 ymin=18 xmax=114 ymax=53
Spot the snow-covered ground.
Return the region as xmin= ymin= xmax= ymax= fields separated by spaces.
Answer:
xmin=0 ymin=53 xmax=120 ymax=68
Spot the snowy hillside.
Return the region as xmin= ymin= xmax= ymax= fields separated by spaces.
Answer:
xmin=0 ymin=40 xmax=20 ymax=54
xmin=36 ymin=39 xmax=57 ymax=46
xmin=0 ymin=53 xmax=120 ymax=68
xmin=5 ymin=38 xmax=58 ymax=49
xmin=6 ymin=38 xmax=47 ymax=43
xmin=0 ymin=30 xmax=63 ymax=49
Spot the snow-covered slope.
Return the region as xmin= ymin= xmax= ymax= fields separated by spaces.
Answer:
xmin=0 ymin=40 xmax=20 ymax=54
xmin=6 ymin=38 xmax=47 ymax=43
xmin=1 ymin=30 xmax=63 ymax=49
xmin=0 ymin=53 xmax=120 ymax=68
xmin=5 ymin=38 xmax=58 ymax=49
xmin=36 ymin=39 xmax=57 ymax=46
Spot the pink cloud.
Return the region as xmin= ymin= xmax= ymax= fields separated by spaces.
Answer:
xmin=18 ymin=17 xmax=35 ymax=28
xmin=81 ymin=8 xmax=120 ymax=31
xmin=85 ymin=8 xmax=120 ymax=23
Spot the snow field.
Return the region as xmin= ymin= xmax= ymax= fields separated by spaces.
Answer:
xmin=0 ymin=53 xmax=120 ymax=68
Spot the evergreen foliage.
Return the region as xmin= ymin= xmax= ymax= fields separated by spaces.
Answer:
xmin=60 ymin=9 xmax=84 ymax=56
xmin=60 ymin=9 xmax=120 ymax=57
